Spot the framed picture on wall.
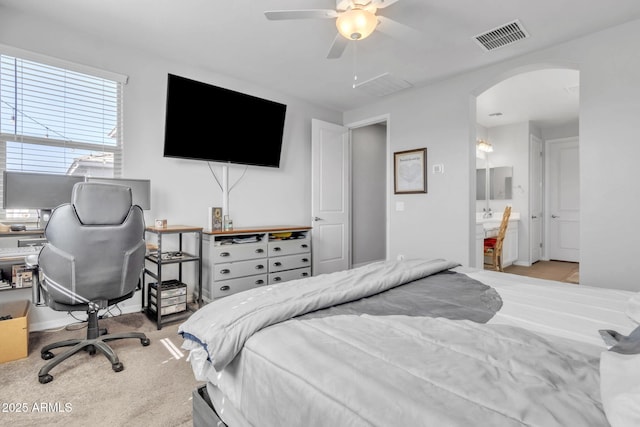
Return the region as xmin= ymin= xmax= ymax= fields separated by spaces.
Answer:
xmin=394 ymin=148 xmax=427 ymax=194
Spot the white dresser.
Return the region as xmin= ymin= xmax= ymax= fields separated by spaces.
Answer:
xmin=202 ymin=225 xmax=311 ymax=302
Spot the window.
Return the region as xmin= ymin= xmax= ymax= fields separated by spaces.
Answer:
xmin=0 ymin=52 xmax=124 ymax=219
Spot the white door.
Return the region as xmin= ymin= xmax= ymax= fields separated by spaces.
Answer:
xmin=529 ymin=135 xmax=543 ymax=263
xmin=311 ymin=119 xmax=350 ymax=275
xmin=546 ymin=137 xmax=579 ymax=262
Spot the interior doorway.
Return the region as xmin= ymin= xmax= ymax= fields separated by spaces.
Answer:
xmin=545 ymin=136 xmax=580 ymax=262
xmin=311 ymin=116 xmax=389 ymax=275
xmin=351 ymin=122 xmax=387 ymax=268
xmin=475 ymin=67 xmax=580 ymax=267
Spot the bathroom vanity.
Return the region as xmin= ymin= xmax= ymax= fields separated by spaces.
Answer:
xmin=475 ymin=212 xmax=519 ymax=269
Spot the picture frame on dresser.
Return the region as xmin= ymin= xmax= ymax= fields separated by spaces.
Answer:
xmin=208 ymin=207 xmax=223 ymax=231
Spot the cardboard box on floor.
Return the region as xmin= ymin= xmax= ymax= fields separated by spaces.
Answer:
xmin=0 ymin=300 xmax=30 ymax=363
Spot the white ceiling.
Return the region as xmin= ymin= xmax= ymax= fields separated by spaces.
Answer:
xmin=1 ymin=0 xmax=639 ymax=116
xmin=476 ymin=68 xmax=580 ymax=129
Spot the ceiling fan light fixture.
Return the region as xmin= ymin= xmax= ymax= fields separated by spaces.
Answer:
xmin=336 ymin=8 xmax=378 ymax=40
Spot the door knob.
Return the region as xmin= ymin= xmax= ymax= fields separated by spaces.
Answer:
xmin=551 ymin=214 xmax=559 ymax=218
xmin=312 ymin=217 xmax=323 ymax=221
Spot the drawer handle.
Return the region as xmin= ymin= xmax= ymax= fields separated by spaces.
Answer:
xmin=256 ymin=248 xmax=264 ymax=253
xmin=302 ymin=272 xmax=309 ymax=277
xmin=301 ymin=244 xmax=308 ymax=248
xmin=220 ymin=285 xmax=230 ymax=291
xmin=220 ymin=269 xmax=230 ymax=274
xmin=302 ymin=258 xmax=309 ymax=263
xmin=273 ymin=247 xmax=281 ymax=252
xmin=256 ymin=264 xmax=265 ymax=270
xmin=273 ymin=277 xmax=282 ymax=282
xmin=255 ymin=279 xmax=264 ymax=285
xmin=274 ymin=262 xmax=282 ymax=267
xmin=220 ymin=252 xmax=230 ymax=257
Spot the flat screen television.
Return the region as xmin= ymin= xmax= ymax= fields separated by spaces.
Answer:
xmin=163 ymin=74 xmax=287 ymax=168
xmin=86 ymin=177 xmax=151 ymax=210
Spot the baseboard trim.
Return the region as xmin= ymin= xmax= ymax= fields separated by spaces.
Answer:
xmin=30 ymin=303 xmax=142 ymax=332
xmin=513 ymin=261 xmax=531 ymax=267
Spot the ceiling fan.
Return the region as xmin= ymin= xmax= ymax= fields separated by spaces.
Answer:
xmin=264 ymin=0 xmax=420 ymax=59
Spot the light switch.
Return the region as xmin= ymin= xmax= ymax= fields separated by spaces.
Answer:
xmin=395 ymin=201 xmax=405 ymax=211
xmin=432 ymin=164 xmax=444 ymax=174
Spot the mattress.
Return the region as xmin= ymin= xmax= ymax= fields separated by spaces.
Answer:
xmin=181 ymin=260 xmax=638 ymax=427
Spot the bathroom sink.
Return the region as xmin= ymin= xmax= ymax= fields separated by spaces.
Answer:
xmin=475 ymin=212 xmax=520 ymax=225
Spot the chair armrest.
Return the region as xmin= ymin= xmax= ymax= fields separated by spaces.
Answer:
xmin=25 ymin=254 xmax=39 ymax=268
xmin=24 ymin=256 xmax=46 ymax=307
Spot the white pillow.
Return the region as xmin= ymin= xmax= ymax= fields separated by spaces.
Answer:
xmin=600 ymin=351 xmax=640 ymax=427
xmin=626 ymin=293 xmax=640 ymax=324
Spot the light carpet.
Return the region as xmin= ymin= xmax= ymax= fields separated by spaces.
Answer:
xmin=0 ymin=311 xmax=203 ymax=427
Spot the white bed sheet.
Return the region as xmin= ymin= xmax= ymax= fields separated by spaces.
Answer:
xmin=456 ymin=267 xmax=636 ymax=349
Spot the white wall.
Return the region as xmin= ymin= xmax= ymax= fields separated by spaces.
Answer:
xmin=0 ymin=9 xmax=341 ymax=330
xmin=344 ymin=19 xmax=640 ymax=291
xmin=345 ymin=80 xmax=477 ymax=266
xmin=541 ymin=119 xmax=579 ymax=141
xmin=0 ymin=10 xmax=341 ymax=229
xmin=578 ymin=21 xmax=640 ymax=290
xmin=2 ymin=10 xmax=639 ymax=317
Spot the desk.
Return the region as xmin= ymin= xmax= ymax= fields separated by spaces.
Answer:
xmin=0 ymin=230 xmax=44 ymax=293
xmin=0 ymin=229 xmax=45 ymax=238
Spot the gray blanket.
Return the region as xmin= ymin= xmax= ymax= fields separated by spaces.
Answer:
xmin=179 ymin=258 xmax=462 ymax=371
xmin=298 ymin=269 xmax=502 ymax=323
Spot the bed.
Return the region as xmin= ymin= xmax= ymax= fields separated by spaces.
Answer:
xmin=178 ymin=258 xmax=640 ymax=427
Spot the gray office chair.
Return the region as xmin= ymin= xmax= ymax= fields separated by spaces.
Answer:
xmin=32 ymin=182 xmax=150 ymax=384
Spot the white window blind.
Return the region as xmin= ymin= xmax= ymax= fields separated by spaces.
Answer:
xmin=0 ymin=53 xmax=123 ymax=219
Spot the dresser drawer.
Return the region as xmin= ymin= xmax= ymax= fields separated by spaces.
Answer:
xmin=267 ymin=239 xmax=310 ymax=256
xmin=213 ymin=243 xmax=267 ymax=262
xmin=214 ymin=258 xmax=268 ymax=281
xmin=269 ymin=267 xmax=311 ymax=284
xmin=269 ymin=253 xmax=311 ymax=273
xmin=212 ymin=274 xmax=268 ymax=298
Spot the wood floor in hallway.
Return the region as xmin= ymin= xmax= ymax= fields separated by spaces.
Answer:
xmin=496 ymin=260 xmax=580 ymax=284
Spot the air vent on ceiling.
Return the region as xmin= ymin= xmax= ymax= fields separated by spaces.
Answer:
xmin=353 ymin=72 xmax=413 ymax=97
xmin=473 ymin=20 xmax=529 ymax=52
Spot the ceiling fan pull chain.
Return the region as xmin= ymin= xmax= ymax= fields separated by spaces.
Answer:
xmin=352 ymin=41 xmax=358 ymax=88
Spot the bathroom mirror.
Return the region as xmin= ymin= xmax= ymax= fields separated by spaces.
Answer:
xmin=476 ymin=168 xmax=487 ymax=200
xmin=476 ymin=166 xmax=513 ymax=200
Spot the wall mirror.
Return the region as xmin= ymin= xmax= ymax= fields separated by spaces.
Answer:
xmin=476 ymin=165 xmax=513 ymax=200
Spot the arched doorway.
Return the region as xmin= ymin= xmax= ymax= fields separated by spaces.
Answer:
xmin=472 ymin=66 xmax=580 ymax=270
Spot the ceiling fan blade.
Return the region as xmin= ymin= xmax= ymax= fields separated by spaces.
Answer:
xmin=327 ymin=33 xmax=349 ymax=59
xmin=373 ymin=0 xmax=401 ymax=9
xmin=376 ymin=15 xmax=425 ymax=49
xmin=264 ymin=9 xmax=338 ymax=21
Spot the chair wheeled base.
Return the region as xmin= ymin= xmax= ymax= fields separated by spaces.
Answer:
xmin=38 ymin=309 xmax=150 ymax=384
